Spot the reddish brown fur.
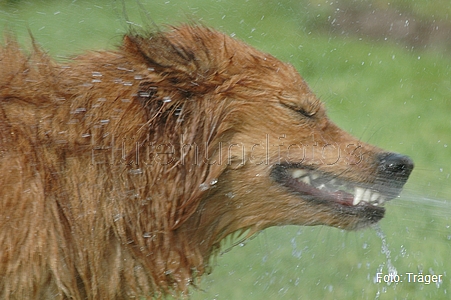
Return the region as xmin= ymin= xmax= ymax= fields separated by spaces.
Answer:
xmin=0 ymin=26 xmax=412 ymax=299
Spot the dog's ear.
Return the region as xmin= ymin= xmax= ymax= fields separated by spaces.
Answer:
xmin=124 ymin=30 xmax=217 ymax=104
xmin=122 ymin=31 xmax=198 ymax=75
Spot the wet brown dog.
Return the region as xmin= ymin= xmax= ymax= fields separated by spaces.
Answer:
xmin=0 ymin=26 xmax=413 ymax=299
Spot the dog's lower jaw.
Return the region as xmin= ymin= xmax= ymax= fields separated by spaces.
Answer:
xmin=332 ymin=205 xmax=386 ymax=230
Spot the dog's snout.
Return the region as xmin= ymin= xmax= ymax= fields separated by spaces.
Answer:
xmin=377 ymin=153 xmax=414 ymax=179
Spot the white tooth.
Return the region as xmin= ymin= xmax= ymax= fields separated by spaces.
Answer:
xmin=300 ymin=176 xmax=311 ymax=185
xmin=353 ymin=187 xmax=365 ymax=205
xmin=292 ymin=169 xmax=307 ymax=178
xmin=370 ymin=192 xmax=380 ymax=203
xmin=363 ymin=189 xmax=372 ymax=202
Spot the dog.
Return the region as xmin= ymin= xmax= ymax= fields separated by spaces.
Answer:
xmin=0 ymin=25 xmax=413 ymax=299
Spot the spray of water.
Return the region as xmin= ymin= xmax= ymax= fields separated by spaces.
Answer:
xmin=373 ymin=224 xmax=397 ymax=281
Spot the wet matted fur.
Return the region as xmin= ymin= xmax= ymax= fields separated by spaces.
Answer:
xmin=0 ymin=25 xmax=413 ymax=299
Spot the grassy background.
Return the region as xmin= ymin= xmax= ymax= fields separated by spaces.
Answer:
xmin=1 ymin=0 xmax=450 ymax=299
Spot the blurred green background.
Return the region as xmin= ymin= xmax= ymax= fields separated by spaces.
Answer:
xmin=1 ymin=0 xmax=450 ymax=299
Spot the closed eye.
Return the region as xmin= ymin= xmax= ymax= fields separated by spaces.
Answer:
xmin=280 ymin=96 xmax=322 ymax=119
xmin=296 ymin=107 xmax=316 ymax=118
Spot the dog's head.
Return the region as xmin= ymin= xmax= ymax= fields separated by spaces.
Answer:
xmin=123 ymin=25 xmax=413 ymax=248
xmin=210 ymin=54 xmax=414 ymax=230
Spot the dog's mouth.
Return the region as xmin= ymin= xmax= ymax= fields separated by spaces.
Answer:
xmin=277 ymin=167 xmax=388 ymax=206
xmin=270 ymin=164 xmax=407 ymax=225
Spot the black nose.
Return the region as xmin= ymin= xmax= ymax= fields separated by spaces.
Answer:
xmin=377 ymin=153 xmax=414 ymax=180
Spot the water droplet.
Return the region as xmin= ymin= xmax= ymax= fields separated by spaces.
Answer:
xmin=73 ymin=107 xmax=87 ymax=114
xmin=210 ymin=178 xmax=218 ymax=185
xmin=294 ymin=277 xmax=300 ymax=286
xmin=174 ymin=107 xmax=182 ymax=116
xmin=400 ymin=245 xmax=407 ymax=257
xmin=162 ymin=96 xmax=172 ymax=103
xmin=129 ymin=169 xmax=143 ymax=175
xmin=140 ymin=92 xmax=150 ymax=98
xmin=199 ymin=183 xmax=209 ymax=191
xmin=143 ymin=232 xmax=152 ymax=238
